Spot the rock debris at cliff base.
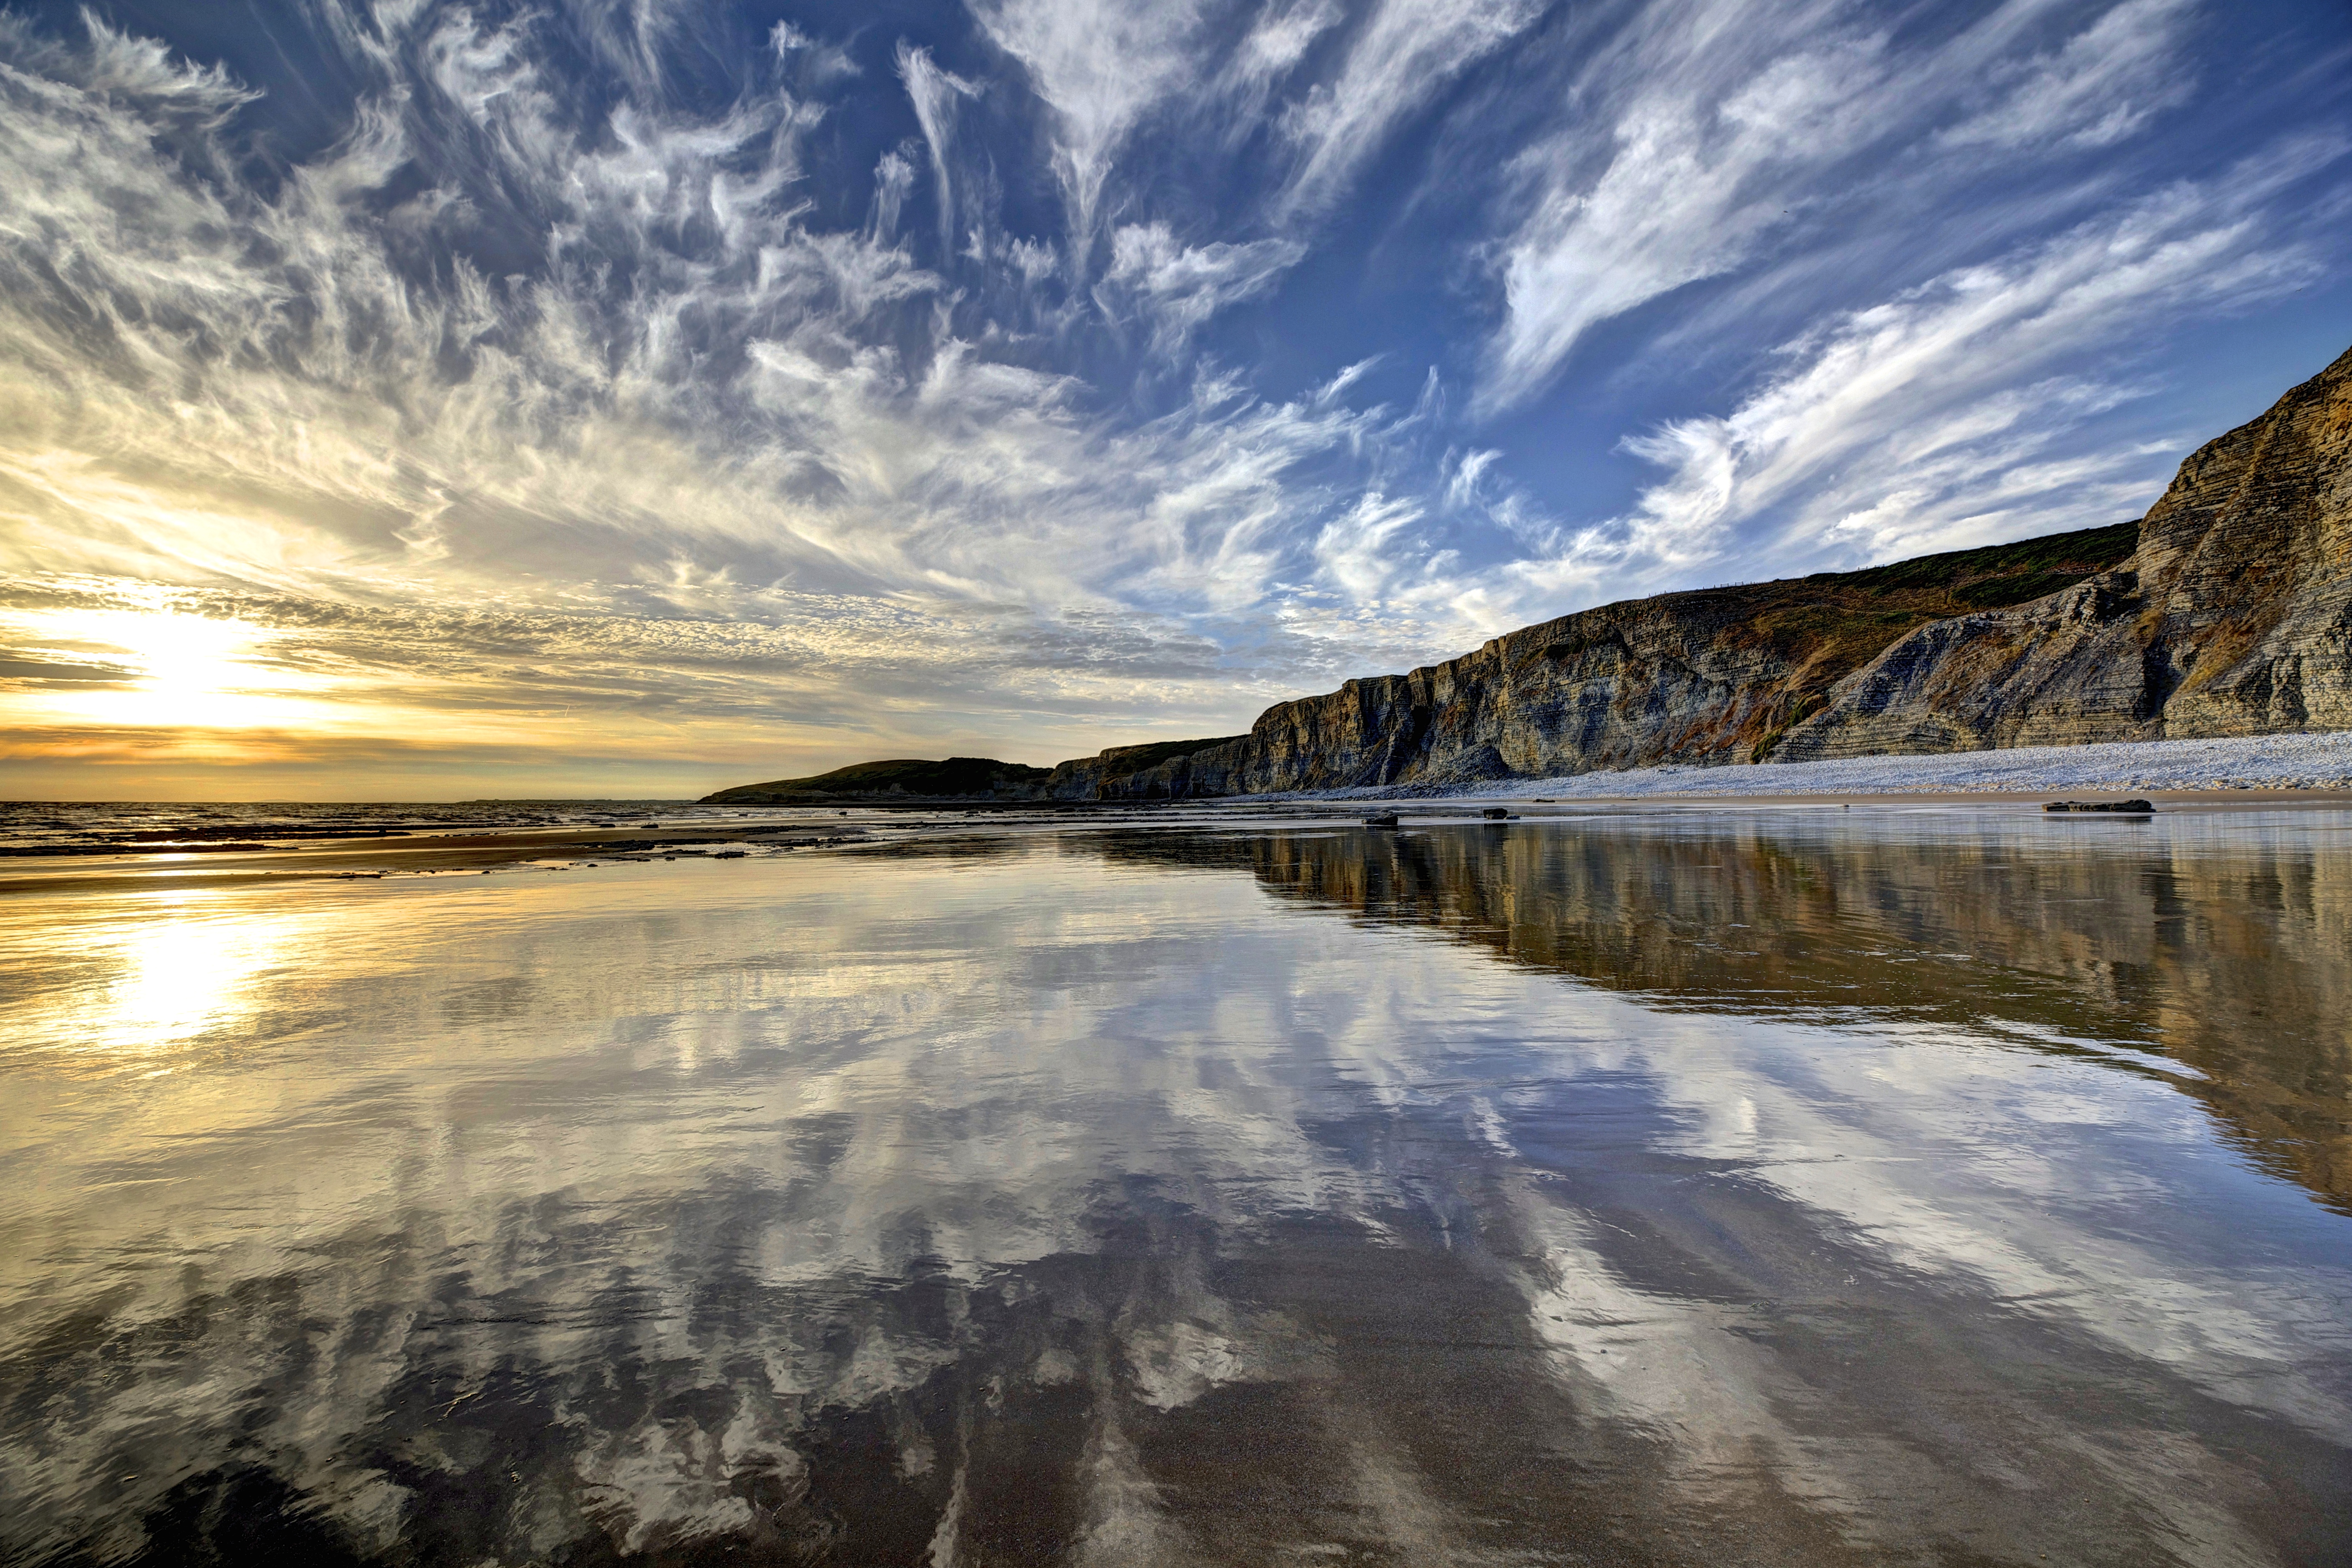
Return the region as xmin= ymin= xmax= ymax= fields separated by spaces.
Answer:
xmin=1258 ymin=730 xmax=2352 ymax=801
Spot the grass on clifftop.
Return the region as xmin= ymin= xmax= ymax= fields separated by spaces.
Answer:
xmin=1714 ymin=519 xmax=2139 ymax=673
xmin=1092 ymin=736 xmax=1251 ymax=773
xmin=1828 ymin=519 xmax=2139 ymax=607
xmin=1714 ymin=519 xmax=2139 ymax=760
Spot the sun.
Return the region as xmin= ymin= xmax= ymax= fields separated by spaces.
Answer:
xmin=3 ymin=605 xmax=338 ymax=731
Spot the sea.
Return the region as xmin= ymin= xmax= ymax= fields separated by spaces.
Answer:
xmin=1 ymin=801 xmax=2347 ymax=1565
xmin=0 ymin=799 xmax=788 ymax=854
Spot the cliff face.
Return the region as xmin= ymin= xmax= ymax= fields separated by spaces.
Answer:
xmin=1048 ymin=343 xmax=2349 ymax=798
xmin=1046 ymin=737 xmax=1244 ymax=800
xmin=1052 ymin=523 xmax=2138 ymax=797
xmin=1777 ymin=345 xmax=2352 ymax=758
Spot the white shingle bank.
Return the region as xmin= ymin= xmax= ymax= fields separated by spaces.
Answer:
xmin=1289 ymin=731 xmax=2352 ymax=800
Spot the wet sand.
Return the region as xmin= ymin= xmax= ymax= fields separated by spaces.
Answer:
xmin=1 ymin=808 xmax=2347 ymax=1564
xmin=7 ymin=788 xmax=2351 ymax=899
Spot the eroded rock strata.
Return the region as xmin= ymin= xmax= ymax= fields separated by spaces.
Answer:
xmin=1056 ymin=343 xmax=2349 ymax=798
xmin=1779 ymin=343 xmax=2352 ymax=757
xmin=1049 ymin=522 xmax=2139 ymax=798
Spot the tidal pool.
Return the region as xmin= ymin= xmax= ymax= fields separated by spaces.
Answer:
xmin=2 ymin=809 xmax=2348 ymax=1565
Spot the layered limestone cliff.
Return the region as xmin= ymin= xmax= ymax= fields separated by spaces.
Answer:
xmin=1046 ymin=737 xmax=1244 ymax=800
xmin=1052 ymin=343 xmax=2349 ymax=798
xmin=1777 ymin=344 xmax=2352 ymax=758
xmin=1052 ymin=523 xmax=2138 ymax=798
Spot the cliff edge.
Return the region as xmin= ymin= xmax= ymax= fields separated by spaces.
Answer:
xmin=1051 ymin=522 xmax=2138 ymax=798
xmin=703 ymin=757 xmax=1051 ymax=804
xmin=1777 ymin=344 xmax=2352 ymax=758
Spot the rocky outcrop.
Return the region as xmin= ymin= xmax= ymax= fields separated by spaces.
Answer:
xmin=1042 ymin=343 xmax=2350 ymax=797
xmin=1046 ymin=523 xmax=2139 ymax=797
xmin=1047 ymin=737 xmax=1246 ymax=800
xmin=1779 ymin=344 xmax=2352 ymax=758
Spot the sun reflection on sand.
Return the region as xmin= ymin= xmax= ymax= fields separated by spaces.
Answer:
xmin=68 ymin=894 xmax=295 ymax=1064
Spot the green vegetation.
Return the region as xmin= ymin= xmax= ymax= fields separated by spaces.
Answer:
xmin=1730 ymin=519 xmax=2137 ymax=671
xmin=1826 ymin=519 xmax=2138 ymax=598
xmin=702 ymin=757 xmax=1050 ymax=803
xmin=1715 ymin=519 xmax=2139 ymax=759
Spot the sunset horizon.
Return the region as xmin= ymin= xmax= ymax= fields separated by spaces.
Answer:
xmin=5 ymin=0 xmax=2349 ymax=799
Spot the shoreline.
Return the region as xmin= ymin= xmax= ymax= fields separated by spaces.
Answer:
xmin=6 ymin=784 xmax=2351 ymax=899
xmin=6 ymin=732 xmax=2351 ymax=898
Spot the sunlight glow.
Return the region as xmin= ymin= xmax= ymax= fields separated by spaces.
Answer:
xmin=39 ymin=894 xmax=298 ymax=1063
xmin=4 ymin=606 xmax=342 ymax=730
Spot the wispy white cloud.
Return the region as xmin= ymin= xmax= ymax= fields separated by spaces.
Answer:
xmin=1275 ymin=0 xmax=1546 ymax=220
xmin=897 ymin=42 xmax=981 ymax=257
xmin=1496 ymin=139 xmax=2343 ymax=609
xmin=1477 ymin=0 xmax=2210 ymax=415
xmin=968 ymin=0 xmax=1211 ymax=262
xmin=1941 ymin=0 xmax=2197 ymax=152
xmin=0 ymin=0 xmax=2340 ymax=788
xmin=0 ymin=3 xmax=1468 ymax=775
xmin=1237 ymin=0 xmax=1343 ymax=81
xmin=1097 ymin=222 xmax=1307 ymax=360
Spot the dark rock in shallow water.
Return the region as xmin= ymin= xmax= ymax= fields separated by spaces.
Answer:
xmin=2044 ymin=800 xmax=2156 ymax=813
xmin=1482 ymin=807 xmax=1511 ymax=820
xmin=1363 ymin=812 xmax=1400 ymax=828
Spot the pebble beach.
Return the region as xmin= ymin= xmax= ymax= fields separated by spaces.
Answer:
xmin=1305 ymin=730 xmax=2352 ymax=800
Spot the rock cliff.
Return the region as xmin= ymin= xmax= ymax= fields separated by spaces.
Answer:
xmin=1053 ymin=342 xmax=2349 ymax=797
xmin=1051 ymin=522 xmax=2138 ymax=797
xmin=1778 ymin=343 xmax=2352 ymax=757
xmin=706 ymin=345 xmax=2348 ymax=806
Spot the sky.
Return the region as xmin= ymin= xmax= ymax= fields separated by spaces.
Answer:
xmin=1 ymin=0 xmax=2348 ymax=800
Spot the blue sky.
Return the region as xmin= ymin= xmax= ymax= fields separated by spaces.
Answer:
xmin=1 ymin=0 xmax=2347 ymax=795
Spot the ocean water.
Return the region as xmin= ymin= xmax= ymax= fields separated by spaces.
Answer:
xmin=1 ymin=808 xmax=2348 ymax=1565
xmin=0 ymin=800 xmax=760 ymax=856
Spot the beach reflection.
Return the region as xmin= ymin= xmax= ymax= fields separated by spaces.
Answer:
xmin=0 ymin=815 xmax=2347 ymax=1566
xmin=1100 ymin=811 xmax=2352 ymax=1211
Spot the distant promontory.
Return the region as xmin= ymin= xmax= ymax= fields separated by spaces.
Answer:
xmin=702 ymin=757 xmax=1053 ymax=804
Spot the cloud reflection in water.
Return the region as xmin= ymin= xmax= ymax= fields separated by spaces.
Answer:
xmin=0 ymin=814 xmax=2348 ymax=1565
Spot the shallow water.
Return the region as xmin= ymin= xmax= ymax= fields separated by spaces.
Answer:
xmin=2 ymin=809 xmax=2348 ymax=1565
